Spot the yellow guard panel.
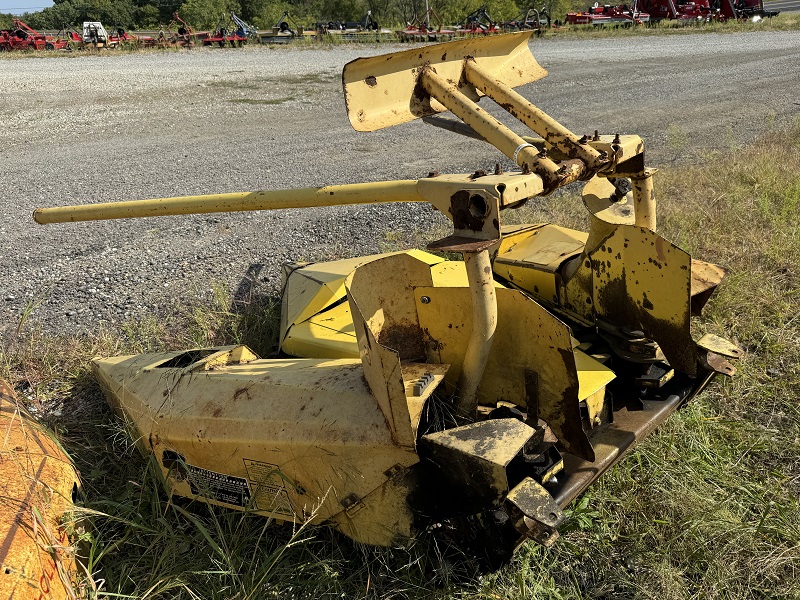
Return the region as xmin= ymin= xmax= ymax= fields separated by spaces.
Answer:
xmin=343 ymin=32 xmax=547 ymax=132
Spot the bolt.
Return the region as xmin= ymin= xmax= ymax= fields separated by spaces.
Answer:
xmin=472 ymin=169 xmax=487 ymax=179
xmin=427 ymin=170 xmax=440 ymax=178
xmin=613 ymin=133 xmax=621 ymax=144
xmin=537 ymin=147 xmax=547 ymax=159
xmin=494 ymin=162 xmax=503 ymax=175
xmin=578 ymin=134 xmax=588 ymax=144
xmin=420 ymin=296 xmax=431 ymax=304
xmin=593 ymin=130 xmax=600 ymax=141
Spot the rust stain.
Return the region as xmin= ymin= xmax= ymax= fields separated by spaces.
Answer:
xmin=378 ymin=322 xmax=426 ymax=361
xmin=233 ymin=386 xmax=252 ymax=402
xmin=449 ymin=190 xmax=484 ymax=232
xmin=596 ymin=272 xmax=695 ymax=377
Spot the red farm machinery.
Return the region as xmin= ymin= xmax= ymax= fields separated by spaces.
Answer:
xmin=0 ymin=19 xmax=72 ymax=51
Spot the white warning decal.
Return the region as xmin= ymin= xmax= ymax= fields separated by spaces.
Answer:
xmin=187 ymin=465 xmax=251 ymax=507
xmin=244 ymin=459 xmax=295 ymax=517
xmin=162 ymin=450 xmax=252 ymax=508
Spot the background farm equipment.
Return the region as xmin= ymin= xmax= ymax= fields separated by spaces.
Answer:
xmin=566 ymin=3 xmax=651 ymax=25
xmin=33 ymin=32 xmax=741 ymax=566
xmin=639 ymin=0 xmax=777 ymax=22
xmin=315 ymin=11 xmax=395 ymax=41
xmin=260 ymin=11 xmax=306 ymax=43
xmin=458 ymin=6 xmax=503 ymax=34
xmin=639 ymin=0 xmax=718 ymax=21
xmin=231 ymin=12 xmax=258 ymax=38
xmin=396 ymin=6 xmax=457 ymax=41
xmin=80 ymin=22 xmax=136 ymax=49
xmin=201 ymin=14 xmax=249 ymax=47
xmin=0 ymin=19 xmax=71 ymax=51
xmin=504 ymin=7 xmax=551 ymax=29
xmin=159 ymin=12 xmax=196 ymax=48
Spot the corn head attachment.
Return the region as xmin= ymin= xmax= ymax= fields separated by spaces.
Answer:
xmin=34 ymin=32 xmax=741 ymax=567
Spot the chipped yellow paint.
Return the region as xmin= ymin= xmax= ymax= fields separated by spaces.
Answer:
xmin=342 ymin=32 xmax=546 ymax=132
xmin=93 ymin=350 xmax=421 ymax=525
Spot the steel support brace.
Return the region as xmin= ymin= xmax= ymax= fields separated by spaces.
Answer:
xmin=420 ymin=68 xmax=561 ymax=180
xmin=464 ymin=60 xmax=606 ymax=171
xmin=632 ymin=168 xmax=657 ymax=231
xmin=456 ymin=249 xmax=498 ymax=418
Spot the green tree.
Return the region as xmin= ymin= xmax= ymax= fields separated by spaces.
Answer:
xmin=179 ymin=0 xmax=241 ymax=29
xmin=135 ymin=4 xmax=161 ymax=27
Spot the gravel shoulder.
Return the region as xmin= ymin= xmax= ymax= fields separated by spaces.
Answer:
xmin=2 ymin=31 xmax=799 ymax=339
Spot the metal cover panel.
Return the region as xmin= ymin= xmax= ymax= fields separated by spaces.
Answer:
xmin=495 ymin=224 xmax=587 ymax=271
xmin=342 ymin=32 xmax=546 ymax=132
xmin=590 ymin=225 xmax=696 ymax=376
xmin=92 ymin=354 xmax=419 ymax=521
xmin=416 ymin=286 xmax=595 ymax=461
xmin=281 ymin=318 xmax=359 ymax=360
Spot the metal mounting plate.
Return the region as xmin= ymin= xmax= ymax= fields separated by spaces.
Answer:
xmin=342 ymin=31 xmax=546 ymax=132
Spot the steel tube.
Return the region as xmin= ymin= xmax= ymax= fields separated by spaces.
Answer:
xmin=455 ymin=249 xmax=498 ymax=418
xmin=631 ymin=169 xmax=657 ymax=231
xmin=33 ymin=180 xmax=424 ymax=224
xmin=464 ymin=60 xmax=605 ymax=169
xmin=420 ymin=68 xmax=561 ymax=180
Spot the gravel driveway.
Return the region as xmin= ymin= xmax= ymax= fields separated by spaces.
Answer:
xmin=2 ymin=31 xmax=799 ymax=339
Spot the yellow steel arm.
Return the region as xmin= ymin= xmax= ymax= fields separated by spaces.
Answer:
xmin=33 ymin=180 xmax=424 ymax=224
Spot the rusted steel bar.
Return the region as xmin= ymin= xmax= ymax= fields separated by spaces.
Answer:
xmin=464 ymin=59 xmax=607 ymax=172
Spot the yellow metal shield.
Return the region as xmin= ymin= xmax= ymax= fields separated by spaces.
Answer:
xmin=342 ymin=31 xmax=547 ymax=131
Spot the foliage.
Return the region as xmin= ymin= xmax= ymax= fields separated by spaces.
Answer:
xmin=10 ymin=0 xmax=590 ymax=30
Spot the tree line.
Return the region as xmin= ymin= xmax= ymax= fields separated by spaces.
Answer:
xmin=2 ymin=0 xmax=584 ymax=32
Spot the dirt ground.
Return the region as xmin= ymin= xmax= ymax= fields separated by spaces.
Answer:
xmin=1 ymin=30 xmax=799 ymax=338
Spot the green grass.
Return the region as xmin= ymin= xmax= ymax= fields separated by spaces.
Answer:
xmin=2 ymin=123 xmax=800 ymax=598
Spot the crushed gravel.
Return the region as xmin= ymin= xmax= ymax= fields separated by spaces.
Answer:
xmin=2 ymin=31 xmax=799 ymax=340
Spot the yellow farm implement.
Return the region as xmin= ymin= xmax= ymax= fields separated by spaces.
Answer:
xmin=34 ymin=32 xmax=741 ymax=566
